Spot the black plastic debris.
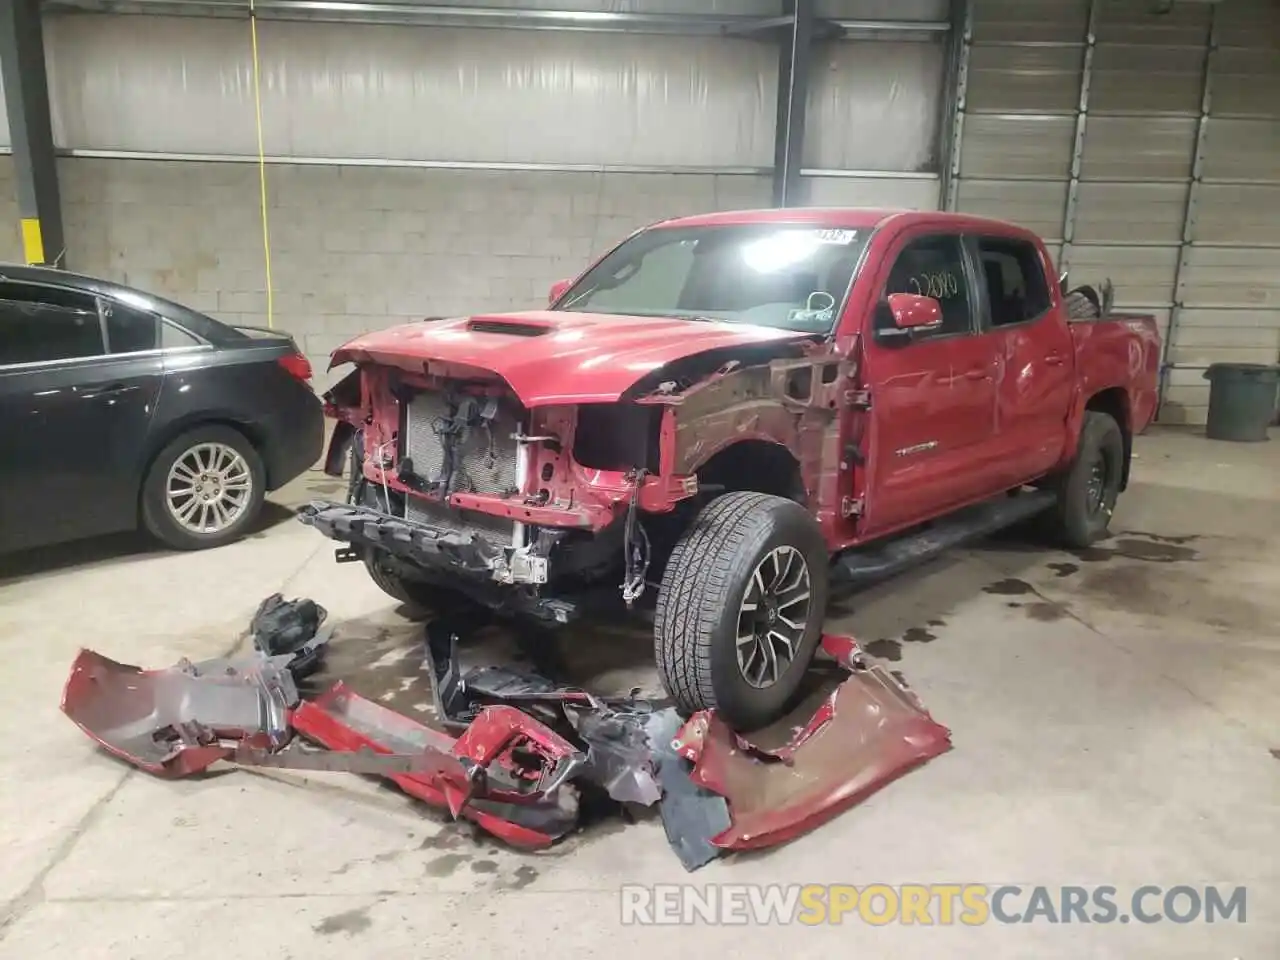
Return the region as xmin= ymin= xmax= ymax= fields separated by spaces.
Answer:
xmin=250 ymin=593 xmax=331 ymax=679
xmin=422 ymin=618 xmax=662 ymax=806
xmin=567 ymin=705 xmax=662 ymax=806
xmin=645 ymin=708 xmax=731 ymax=871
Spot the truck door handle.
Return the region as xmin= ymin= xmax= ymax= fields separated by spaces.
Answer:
xmin=964 ymin=367 xmax=990 ymax=381
xmin=1044 ymin=354 xmax=1065 ymax=366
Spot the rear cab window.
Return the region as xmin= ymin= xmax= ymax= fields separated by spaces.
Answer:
xmin=975 ymin=236 xmax=1052 ymax=328
xmin=0 ymin=282 xmax=104 ymax=366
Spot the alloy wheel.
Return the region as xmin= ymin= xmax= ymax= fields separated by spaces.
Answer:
xmin=165 ymin=442 xmax=253 ymax=534
xmin=1085 ymin=454 xmax=1108 ymax=516
xmin=736 ymin=545 xmax=813 ymax=689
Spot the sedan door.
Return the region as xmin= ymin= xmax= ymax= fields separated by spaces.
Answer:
xmin=0 ymin=284 xmax=163 ymax=552
xmin=858 ymin=232 xmax=1001 ymax=538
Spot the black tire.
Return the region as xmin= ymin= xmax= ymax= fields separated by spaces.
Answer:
xmin=341 ymin=447 xmax=450 ymax=613
xmin=141 ymin=425 xmax=265 ymax=550
xmin=1065 ymin=288 xmax=1101 ymax=320
xmin=654 ymin=491 xmax=829 ymax=731
xmin=362 ymin=548 xmax=466 ymax=614
xmin=1048 ymin=411 xmax=1124 ymax=548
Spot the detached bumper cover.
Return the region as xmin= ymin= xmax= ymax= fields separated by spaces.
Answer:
xmin=60 ymin=647 xmax=301 ymax=777
xmin=61 ymin=619 xmax=952 ymax=862
xmin=60 ymin=644 xmax=586 ymax=851
xmin=292 ymin=683 xmax=584 ymax=849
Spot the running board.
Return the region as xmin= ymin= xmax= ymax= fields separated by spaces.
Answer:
xmin=831 ymin=490 xmax=1057 ymax=592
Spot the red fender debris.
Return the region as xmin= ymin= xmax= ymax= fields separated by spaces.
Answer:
xmin=669 ymin=634 xmax=952 ymax=851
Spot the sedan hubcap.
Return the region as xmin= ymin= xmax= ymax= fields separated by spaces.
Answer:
xmin=166 ymin=442 xmax=253 ymax=534
xmin=736 ymin=546 xmax=812 ymax=689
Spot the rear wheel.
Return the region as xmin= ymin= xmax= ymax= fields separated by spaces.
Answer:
xmin=654 ymin=491 xmax=828 ymax=731
xmin=1046 ymin=411 xmax=1124 ymax=548
xmin=141 ymin=425 xmax=265 ymax=550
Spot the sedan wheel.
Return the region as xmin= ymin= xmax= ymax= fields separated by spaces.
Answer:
xmin=142 ymin=425 xmax=265 ymax=550
xmin=165 ymin=442 xmax=254 ymax=535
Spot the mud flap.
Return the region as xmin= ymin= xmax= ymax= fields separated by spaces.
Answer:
xmin=669 ymin=634 xmax=952 ymax=852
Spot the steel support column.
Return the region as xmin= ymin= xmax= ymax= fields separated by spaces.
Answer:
xmin=1059 ymin=0 xmax=1099 ymax=271
xmin=1160 ymin=4 xmax=1219 ymax=414
xmin=772 ymin=0 xmax=813 ymax=208
xmin=0 ymin=0 xmax=63 ymax=267
xmin=940 ymin=0 xmax=972 ymax=211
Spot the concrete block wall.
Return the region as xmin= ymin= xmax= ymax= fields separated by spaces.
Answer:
xmin=0 ymin=161 xmax=22 ymax=263
xmin=10 ymin=157 xmax=771 ymax=385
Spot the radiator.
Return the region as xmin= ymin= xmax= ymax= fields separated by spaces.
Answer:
xmin=404 ymin=497 xmax=512 ymax=542
xmin=403 ymin=390 xmax=521 ymax=497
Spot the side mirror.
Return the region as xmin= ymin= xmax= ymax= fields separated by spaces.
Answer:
xmin=886 ymin=292 xmax=943 ymax=330
xmin=548 ymin=278 xmax=572 ymax=305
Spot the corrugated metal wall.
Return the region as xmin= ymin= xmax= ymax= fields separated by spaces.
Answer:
xmin=47 ymin=17 xmax=776 ymax=167
xmin=951 ymin=0 xmax=1280 ymax=425
xmin=41 ymin=11 xmax=945 ymax=185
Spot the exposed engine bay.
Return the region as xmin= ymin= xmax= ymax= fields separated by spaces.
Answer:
xmin=302 ymin=343 xmax=848 ymax=619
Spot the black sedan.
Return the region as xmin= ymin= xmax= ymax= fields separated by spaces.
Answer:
xmin=0 ymin=265 xmax=324 ymax=553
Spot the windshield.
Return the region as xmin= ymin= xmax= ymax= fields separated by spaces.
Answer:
xmin=553 ymin=224 xmax=871 ymax=333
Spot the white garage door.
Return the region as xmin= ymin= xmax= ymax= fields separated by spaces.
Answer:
xmin=947 ymin=0 xmax=1280 ymax=425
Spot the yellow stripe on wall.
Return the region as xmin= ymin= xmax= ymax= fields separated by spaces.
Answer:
xmin=20 ymin=218 xmax=45 ymax=265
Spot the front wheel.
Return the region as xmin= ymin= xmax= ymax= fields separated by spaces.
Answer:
xmin=362 ymin=548 xmax=465 ymax=614
xmin=1046 ymin=410 xmax=1124 ymax=548
xmin=654 ymin=491 xmax=828 ymax=731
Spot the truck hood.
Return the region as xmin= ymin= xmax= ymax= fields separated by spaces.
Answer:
xmin=329 ymin=310 xmax=812 ymax=406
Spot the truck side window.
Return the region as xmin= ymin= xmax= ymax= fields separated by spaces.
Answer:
xmin=880 ymin=235 xmax=973 ymax=338
xmin=977 ymin=237 xmax=1051 ymax=327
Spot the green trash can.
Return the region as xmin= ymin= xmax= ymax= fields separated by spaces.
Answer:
xmin=1203 ymin=363 xmax=1279 ymax=442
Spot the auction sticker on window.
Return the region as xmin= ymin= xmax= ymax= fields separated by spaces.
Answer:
xmin=813 ymin=229 xmax=859 ymax=244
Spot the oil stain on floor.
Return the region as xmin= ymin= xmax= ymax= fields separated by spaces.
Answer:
xmin=313 ymin=906 xmax=373 ymax=936
xmin=983 ymin=578 xmax=1036 ymax=596
xmin=864 ymin=624 xmax=940 ymax=662
xmin=1074 ymin=534 xmax=1199 ymax=564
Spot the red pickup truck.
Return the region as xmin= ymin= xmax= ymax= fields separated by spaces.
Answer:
xmin=303 ymin=208 xmax=1160 ymax=729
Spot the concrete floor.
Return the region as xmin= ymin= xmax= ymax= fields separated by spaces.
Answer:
xmin=1 ymin=427 xmax=1277 ymax=958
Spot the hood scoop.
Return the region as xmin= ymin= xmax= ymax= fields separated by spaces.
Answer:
xmin=466 ymin=318 xmax=552 ymax=337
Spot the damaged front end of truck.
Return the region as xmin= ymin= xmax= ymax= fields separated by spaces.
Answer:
xmin=300 ymin=313 xmax=851 ymax=626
